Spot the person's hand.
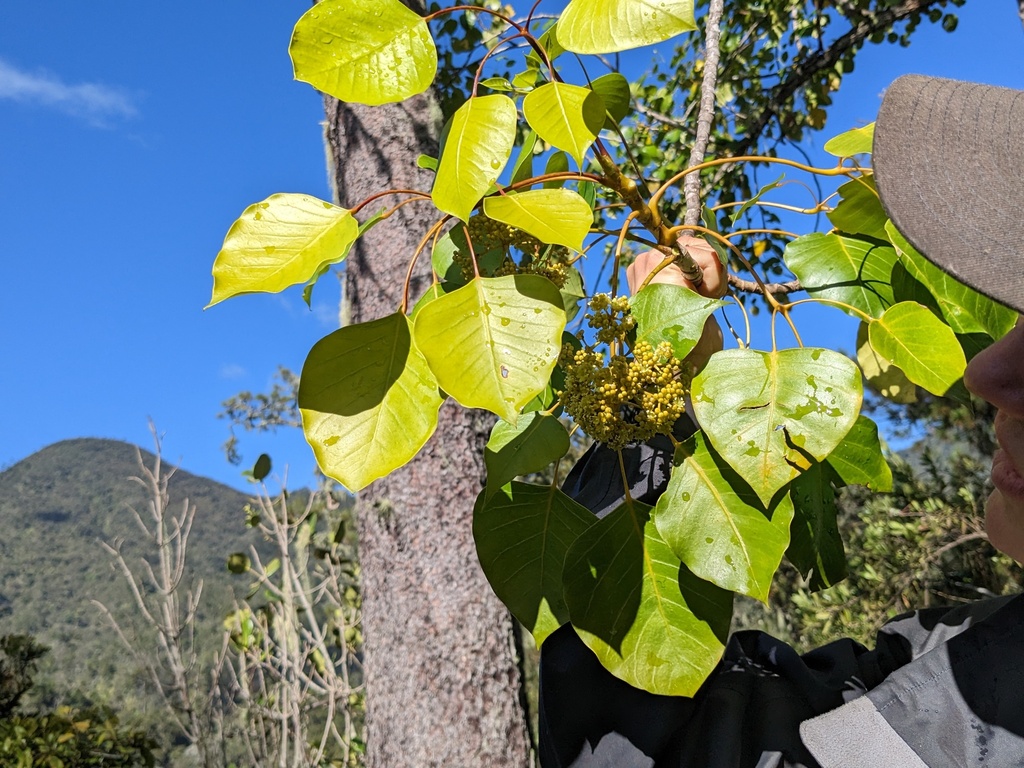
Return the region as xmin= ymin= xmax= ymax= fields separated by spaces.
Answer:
xmin=625 ymin=235 xmax=727 ymax=372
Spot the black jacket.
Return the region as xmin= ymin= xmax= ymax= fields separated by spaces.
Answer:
xmin=539 ymin=439 xmax=1024 ymax=767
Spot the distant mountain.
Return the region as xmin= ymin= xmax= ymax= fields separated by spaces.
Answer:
xmin=0 ymin=438 xmax=261 ymax=722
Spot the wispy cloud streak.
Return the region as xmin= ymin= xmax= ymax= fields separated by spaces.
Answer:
xmin=0 ymin=58 xmax=139 ymax=125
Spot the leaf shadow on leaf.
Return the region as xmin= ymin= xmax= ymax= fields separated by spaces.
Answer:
xmin=562 ymin=503 xmax=645 ymax=656
xmin=299 ymin=319 xmax=410 ymax=415
xmin=700 ymin=435 xmax=793 ymax=527
xmin=800 ymin=235 xmax=896 ymax=315
xmin=677 ymin=563 xmax=733 ymax=646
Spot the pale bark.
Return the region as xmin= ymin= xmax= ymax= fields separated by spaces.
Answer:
xmin=320 ymin=64 xmax=533 ymax=768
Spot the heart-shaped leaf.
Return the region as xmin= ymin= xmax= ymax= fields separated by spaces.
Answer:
xmin=413 ymin=275 xmax=566 ymax=422
xmin=653 ymin=432 xmax=795 ymax=601
xmin=562 ymin=498 xmax=733 ymax=696
xmin=433 ymin=95 xmax=518 ymax=222
xmin=290 ymin=0 xmax=437 ymax=106
xmin=557 ymin=0 xmax=697 ymax=54
xmin=485 ymin=412 xmax=570 ymax=497
xmin=474 ymin=482 xmax=594 ymax=646
xmin=299 ymin=313 xmax=443 ymax=491
xmin=523 ymin=83 xmax=604 ymax=165
xmin=784 ymin=232 xmax=897 ymax=319
xmin=483 ymin=189 xmax=592 ymax=251
xmin=631 ymin=283 xmax=726 ymax=360
xmin=691 ymin=348 xmax=862 ymax=504
xmin=590 ymin=73 xmax=632 ymax=129
xmin=868 ymin=302 xmax=966 ymax=396
xmin=209 ymin=194 xmax=358 ymax=307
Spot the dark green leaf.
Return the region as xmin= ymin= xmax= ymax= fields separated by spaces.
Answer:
xmin=485 ymin=412 xmax=570 ymax=497
xmin=474 ymin=482 xmax=594 ymax=645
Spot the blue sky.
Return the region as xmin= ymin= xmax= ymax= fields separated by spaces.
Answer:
xmin=2 ymin=2 xmax=1022 ymax=492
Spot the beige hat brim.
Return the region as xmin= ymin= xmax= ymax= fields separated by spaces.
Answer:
xmin=874 ymin=75 xmax=1024 ymax=315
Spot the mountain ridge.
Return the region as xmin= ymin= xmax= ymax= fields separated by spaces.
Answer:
xmin=0 ymin=436 xmax=262 ymax=724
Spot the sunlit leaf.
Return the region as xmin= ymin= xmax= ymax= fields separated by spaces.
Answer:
xmin=563 ymin=498 xmax=732 ymax=696
xmin=591 ymin=73 xmax=632 ymax=129
xmin=523 ymin=83 xmax=604 ymax=165
xmin=413 ymin=275 xmax=566 ymax=422
xmin=485 ymin=412 xmax=570 ymax=497
xmin=826 ymin=414 xmax=892 ymax=491
xmin=856 ymin=321 xmax=917 ymax=403
xmin=823 ymin=122 xmax=874 ymax=157
xmin=433 ymin=95 xmax=518 ymax=222
xmin=692 ymin=348 xmax=862 ymax=504
xmin=483 ymin=189 xmax=592 ymax=251
xmin=786 ymin=463 xmax=846 ymax=591
xmin=784 ymin=232 xmax=897 ymax=319
xmin=289 ymin=0 xmax=437 ymax=106
xmin=557 ymin=0 xmax=697 ymax=54
xmin=209 ymin=194 xmax=358 ymax=307
xmin=886 ymin=222 xmax=1017 ymax=339
xmin=868 ymin=302 xmax=966 ymax=396
xmin=827 ymin=175 xmax=888 ymax=241
xmin=631 ymin=283 xmax=726 ymax=360
xmin=299 ymin=313 xmax=443 ymax=491
xmin=474 ymin=482 xmax=593 ymax=646
xmin=653 ymin=433 xmax=794 ymax=601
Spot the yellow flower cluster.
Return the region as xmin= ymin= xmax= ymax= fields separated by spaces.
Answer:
xmin=452 ymin=214 xmax=571 ymax=287
xmin=585 ymin=293 xmax=635 ymax=345
xmin=559 ymin=294 xmax=690 ymax=448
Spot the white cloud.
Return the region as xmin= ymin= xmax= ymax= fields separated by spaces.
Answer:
xmin=220 ymin=363 xmax=247 ymax=380
xmin=0 ymin=57 xmax=139 ymax=126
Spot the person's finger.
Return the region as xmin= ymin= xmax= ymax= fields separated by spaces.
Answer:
xmin=677 ymin=235 xmax=728 ymax=299
xmin=626 ymin=250 xmax=687 ymax=294
xmin=625 ymin=236 xmax=728 ymax=299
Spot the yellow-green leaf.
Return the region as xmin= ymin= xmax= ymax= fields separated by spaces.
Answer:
xmin=556 ymin=0 xmax=697 ymax=54
xmin=433 ymin=95 xmax=518 ymax=222
xmin=413 ymin=275 xmax=566 ymax=422
xmin=823 ymin=123 xmax=875 ymax=157
xmin=856 ymin=321 xmax=917 ymax=403
xmin=209 ymin=194 xmax=358 ymax=307
xmin=483 ymin=189 xmax=592 ymax=251
xmin=692 ymin=348 xmax=863 ymax=505
xmin=289 ymin=0 xmax=437 ymax=106
xmin=868 ymin=302 xmax=966 ymax=396
xmin=522 ymin=83 xmax=604 ymax=165
xmin=299 ymin=313 xmax=443 ymax=491
xmin=485 ymin=412 xmax=570 ymax=498
xmin=653 ymin=433 xmax=795 ymax=601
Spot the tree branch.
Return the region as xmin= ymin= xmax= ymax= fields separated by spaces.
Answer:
xmin=684 ymin=0 xmax=725 ymax=227
xmin=728 ymin=274 xmax=802 ymax=296
xmin=729 ymin=0 xmax=947 ymax=160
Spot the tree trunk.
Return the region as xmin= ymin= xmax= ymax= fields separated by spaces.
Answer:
xmin=321 ymin=81 xmax=533 ymax=768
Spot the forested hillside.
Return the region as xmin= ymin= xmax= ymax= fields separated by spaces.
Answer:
xmin=0 ymin=438 xmax=257 ymax=722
